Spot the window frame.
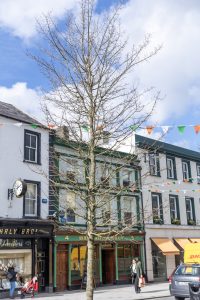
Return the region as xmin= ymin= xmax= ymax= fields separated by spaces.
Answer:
xmin=166 ymin=156 xmax=176 ymax=179
xmin=185 ymin=197 xmax=195 ymax=224
xmin=182 ymin=160 xmax=191 ymax=181
xmin=149 ymin=153 xmax=160 ymax=176
xmin=24 ymin=130 xmax=41 ymax=164
xmin=169 ymin=195 xmax=180 ymax=222
xmin=196 ymin=164 xmax=200 ymax=184
xmin=23 ymin=180 xmax=41 ymax=218
xmin=152 ymin=193 xmax=163 ymax=223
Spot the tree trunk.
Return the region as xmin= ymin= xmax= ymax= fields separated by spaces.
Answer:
xmin=86 ymin=232 xmax=94 ymax=300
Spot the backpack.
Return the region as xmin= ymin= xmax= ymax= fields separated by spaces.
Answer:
xmin=7 ymin=272 xmax=13 ymax=280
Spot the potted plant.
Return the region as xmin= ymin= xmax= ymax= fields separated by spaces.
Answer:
xmin=171 ymin=218 xmax=181 ymax=225
xmin=188 ymin=219 xmax=196 ymax=225
xmin=153 ymin=217 xmax=163 ymax=224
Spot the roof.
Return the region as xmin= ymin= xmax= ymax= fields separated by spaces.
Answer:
xmin=135 ymin=134 xmax=200 ymax=162
xmin=0 ymin=101 xmax=43 ymax=126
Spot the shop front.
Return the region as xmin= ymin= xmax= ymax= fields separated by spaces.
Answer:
xmin=54 ymin=231 xmax=145 ymax=291
xmin=0 ymin=219 xmax=54 ymax=293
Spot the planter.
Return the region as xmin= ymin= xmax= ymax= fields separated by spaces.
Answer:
xmin=188 ymin=219 xmax=196 ymax=225
xmin=153 ymin=218 xmax=163 ymax=224
xmin=171 ymin=219 xmax=181 ymax=225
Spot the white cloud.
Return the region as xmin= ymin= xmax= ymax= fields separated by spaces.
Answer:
xmin=0 ymin=82 xmax=44 ymax=122
xmin=0 ymin=0 xmax=78 ymax=40
xmin=119 ymin=0 xmax=200 ymax=124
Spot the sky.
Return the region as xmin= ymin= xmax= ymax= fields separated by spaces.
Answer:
xmin=0 ymin=0 xmax=200 ymax=150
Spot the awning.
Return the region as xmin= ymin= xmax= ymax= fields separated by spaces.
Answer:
xmin=190 ymin=238 xmax=200 ymax=243
xmin=174 ymin=238 xmax=191 ymax=250
xmin=151 ymin=238 xmax=180 ymax=255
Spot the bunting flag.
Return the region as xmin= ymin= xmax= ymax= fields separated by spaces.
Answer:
xmin=130 ymin=124 xmax=138 ymax=131
xmin=81 ymin=125 xmax=89 ymax=132
xmin=31 ymin=124 xmax=39 ymax=129
xmin=177 ymin=125 xmax=186 ymax=134
xmin=146 ymin=126 xmax=154 ymax=135
xmin=194 ymin=125 xmax=200 ymax=134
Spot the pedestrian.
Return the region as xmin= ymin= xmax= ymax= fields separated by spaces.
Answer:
xmin=134 ymin=258 xmax=143 ymax=294
xmin=7 ymin=265 xmax=17 ymax=299
xmin=130 ymin=259 xmax=137 ymax=284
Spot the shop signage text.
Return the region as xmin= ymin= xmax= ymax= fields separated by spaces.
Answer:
xmin=55 ymin=235 xmax=144 ymax=243
xmin=0 ymin=228 xmax=38 ymax=235
xmin=0 ymin=239 xmax=31 ymax=248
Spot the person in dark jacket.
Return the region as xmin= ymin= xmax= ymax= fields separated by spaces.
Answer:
xmin=134 ymin=258 xmax=143 ymax=293
xmin=7 ymin=266 xmax=17 ymax=299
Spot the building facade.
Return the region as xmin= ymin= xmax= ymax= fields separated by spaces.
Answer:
xmin=0 ymin=101 xmax=54 ymax=292
xmin=49 ymin=130 xmax=145 ymax=291
xmin=135 ymin=134 xmax=200 ymax=282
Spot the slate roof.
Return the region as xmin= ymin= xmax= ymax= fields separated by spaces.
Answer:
xmin=0 ymin=100 xmax=43 ymax=126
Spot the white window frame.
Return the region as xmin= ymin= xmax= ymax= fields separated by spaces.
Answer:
xmin=182 ymin=161 xmax=189 ymax=180
xmin=197 ymin=164 xmax=200 ymax=184
xmin=169 ymin=196 xmax=178 ymax=219
xmin=25 ymin=183 xmax=37 ymax=217
xmin=25 ymin=132 xmax=38 ymax=163
xmin=149 ymin=153 xmax=159 ymax=176
xmin=185 ymin=198 xmax=194 ymax=221
xmin=123 ymin=196 xmax=133 ymax=225
xmin=122 ymin=170 xmax=132 ymax=187
xmin=167 ymin=157 xmax=175 ymax=179
xmin=152 ymin=194 xmax=162 ymax=219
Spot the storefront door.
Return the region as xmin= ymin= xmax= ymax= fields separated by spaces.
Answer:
xmin=57 ymin=245 xmax=68 ymax=291
xmin=151 ymin=242 xmax=167 ymax=281
xmin=102 ymin=249 xmax=115 ymax=284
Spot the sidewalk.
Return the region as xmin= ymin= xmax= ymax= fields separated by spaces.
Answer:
xmin=9 ymin=282 xmax=170 ymax=300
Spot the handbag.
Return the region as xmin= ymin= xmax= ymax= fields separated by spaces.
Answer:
xmin=139 ymin=276 xmax=145 ymax=288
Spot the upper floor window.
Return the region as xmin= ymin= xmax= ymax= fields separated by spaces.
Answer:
xmin=102 ymin=197 xmax=111 ymax=224
xmin=169 ymin=195 xmax=180 ymax=224
xmin=197 ymin=164 xmax=200 ymax=184
xmin=122 ymin=170 xmax=133 ymax=187
xmin=152 ymin=193 xmax=163 ymax=224
xmin=182 ymin=160 xmax=191 ymax=181
xmin=167 ymin=156 xmax=176 ymax=179
xmin=185 ymin=197 xmax=195 ymax=225
xmin=123 ymin=196 xmax=134 ymax=225
xmin=24 ymin=182 xmax=40 ymax=217
xmin=101 ymin=166 xmax=110 ymax=187
xmin=149 ymin=153 xmax=160 ymax=176
xmin=59 ymin=190 xmax=76 ymax=223
xmin=24 ymin=130 xmax=41 ymax=164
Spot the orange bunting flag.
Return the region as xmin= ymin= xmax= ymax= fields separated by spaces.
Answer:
xmin=146 ymin=126 xmax=154 ymax=135
xmin=194 ymin=125 xmax=200 ymax=134
xmin=48 ymin=124 xmax=55 ymax=129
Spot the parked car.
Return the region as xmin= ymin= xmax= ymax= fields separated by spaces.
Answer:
xmin=169 ymin=264 xmax=200 ymax=299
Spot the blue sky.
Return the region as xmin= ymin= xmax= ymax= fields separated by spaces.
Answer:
xmin=0 ymin=0 xmax=200 ymax=151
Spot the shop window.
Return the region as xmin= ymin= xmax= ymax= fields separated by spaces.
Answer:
xmin=71 ymin=245 xmax=87 ymax=284
xmin=151 ymin=241 xmax=167 ymax=280
xmin=0 ymin=249 xmax=32 ymax=290
xmin=118 ymin=244 xmax=139 ymax=278
xmin=24 ymin=130 xmax=41 ymax=164
xmin=24 ymin=182 xmax=40 ymax=217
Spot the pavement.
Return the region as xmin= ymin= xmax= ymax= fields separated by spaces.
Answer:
xmin=3 ymin=282 xmax=171 ymax=300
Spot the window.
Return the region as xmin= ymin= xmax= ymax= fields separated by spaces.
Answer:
xmin=185 ymin=197 xmax=195 ymax=225
xmin=122 ymin=170 xmax=132 ymax=187
xmin=24 ymin=182 xmax=39 ymax=217
xmin=101 ymin=166 xmax=110 ymax=186
xmin=197 ymin=164 xmax=200 ymax=184
xmin=123 ymin=197 xmax=133 ymax=225
xmin=152 ymin=193 xmax=163 ymax=223
xmin=167 ymin=156 xmax=176 ymax=179
xmin=24 ymin=130 xmax=41 ymax=164
xmin=102 ymin=197 xmax=111 ymax=224
xmin=59 ymin=190 xmax=76 ymax=223
xmin=149 ymin=153 xmax=160 ymax=176
xmin=169 ymin=195 xmax=180 ymax=224
xmin=182 ymin=160 xmax=191 ymax=181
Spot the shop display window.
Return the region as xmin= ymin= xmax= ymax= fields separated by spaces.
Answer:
xmin=71 ymin=245 xmax=87 ymax=283
xmin=0 ymin=250 xmax=32 ymax=290
xmin=118 ymin=244 xmax=139 ymax=276
xmin=151 ymin=241 xmax=167 ymax=280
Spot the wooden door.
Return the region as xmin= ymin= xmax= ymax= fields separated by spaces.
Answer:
xmin=102 ymin=250 xmax=115 ymax=284
xmin=56 ymin=245 xmax=68 ymax=291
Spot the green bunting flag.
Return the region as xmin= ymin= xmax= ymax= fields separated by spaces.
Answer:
xmin=31 ymin=124 xmax=38 ymax=129
xmin=130 ymin=125 xmax=138 ymax=131
xmin=81 ymin=125 xmax=89 ymax=132
xmin=177 ymin=125 xmax=186 ymax=134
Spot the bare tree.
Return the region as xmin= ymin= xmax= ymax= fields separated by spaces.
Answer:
xmin=31 ymin=0 xmax=160 ymax=299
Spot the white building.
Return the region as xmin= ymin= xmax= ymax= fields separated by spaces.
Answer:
xmin=0 ymin=101 xmax=54 ymax=292
xmin=135 ymin=134 xmax=200 ymax=282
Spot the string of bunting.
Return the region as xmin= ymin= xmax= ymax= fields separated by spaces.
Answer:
xmin=130 ymin=124 xmax=200 ymax=135
xmin=0 ymin=122 xmax=59 ymax=129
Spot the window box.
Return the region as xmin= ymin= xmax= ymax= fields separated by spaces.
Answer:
xmin=188 ymin=219 xmax=196 ymax=226
xmin=171 ymin=218 xmax=181 ymax=225
xmin=153 ymin=217 xmax=163 ymax=224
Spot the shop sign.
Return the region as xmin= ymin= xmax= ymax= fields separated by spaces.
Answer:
xmin=0 ymin=239 xmax=31 ymax=249
xmin=0 ymin=227 xmax=52 ymax=237
xmin=56 ymin=235 xmax=144 ymax=243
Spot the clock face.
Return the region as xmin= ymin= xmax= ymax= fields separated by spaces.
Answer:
xmin=13 ymin=180 xmax=27 ymax=198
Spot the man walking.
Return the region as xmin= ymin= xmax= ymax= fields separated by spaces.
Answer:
xmin=7 ymin=265 xmax=17 ymax=299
